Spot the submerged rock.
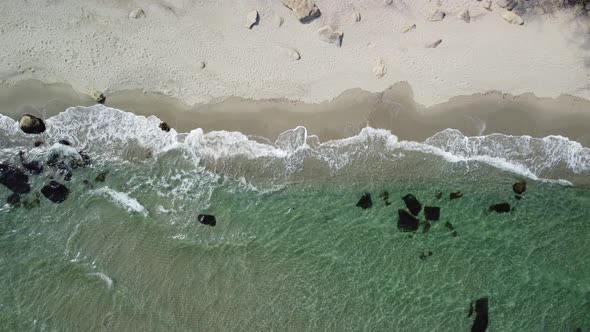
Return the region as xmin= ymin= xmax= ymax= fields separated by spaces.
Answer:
xmin=402 ymin=194 xmax=422 ymax=216
xmin=95 ymin=171 xmax=108 ymax=183
xmin=444 ymin=221 xmax=458 ymax=237
xmin=83 ymin=180 xmax=94 ymax=189
xmin=489 ymin=203 xmax=511 ymax=213
xmin=18 ymin=114 xmax=46 ymax=134
xmin=34 ymin=140 xmax=44 ymax=147
xmin=514 ymin=195 xmax=522 ymax=200
xmin=7 ymin=193 xmax=20 ymax=206
xmin=398 ymin=209 xmax=419 ymax=232
xmin=58 ymin=140 xmax=71 ymax=146
xmin=356 ymin=193 xmax=373 ymax=209
xmin=23 ymin=197 xmax=40 ymax=209
xmin=435 ymin=191 xmax=443 ymax=199
xmin=41 ymin=181 xmax=70 ymax=203
xmin=419 ymin=251 xmax=433 ymax=260
xmin=198 ymin=214 xmax=217 ymax=226
xmin=424 ymin=206 xmax=440 ymax=221
xmin=512 ymin=180 xmax=526 ymax=194
xmin=422 ymin=220 xmax=431 ymax=233
xmin=0 ymin=163 xmax=31 ymax=194
xmin=283 ymin=0 xmax=321 ymax=22
xmin=469 ymin=297 xmax=489 ymax=332
xmin=450 ymin=191 xmax=463 ymax=200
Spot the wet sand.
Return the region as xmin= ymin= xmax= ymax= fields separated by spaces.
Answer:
xmin=1 ymin=79 xmax=590 ymax=146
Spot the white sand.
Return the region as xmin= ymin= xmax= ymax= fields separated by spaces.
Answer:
xmin=0 ymin=0 xmax=589 ymax=106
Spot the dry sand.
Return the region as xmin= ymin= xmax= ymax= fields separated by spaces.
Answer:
xmin=0 ymin=0 xmax=589 ymax=107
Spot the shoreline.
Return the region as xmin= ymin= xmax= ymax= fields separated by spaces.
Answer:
xmin=1 ymin=79 xmax=590 ymax=147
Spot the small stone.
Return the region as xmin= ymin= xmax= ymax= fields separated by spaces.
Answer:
xmin=246 ymin=10 xmax=259 ymax=29
xmin=282 ymin=0 xmax=321 ymax=22
xmin=129 ymin=8 xmax=146 ymax=19
xmin=34 ymin=140 xmax=44 ymax=147
xmin=318 ymin=26 xmax=343 ymax=47
xmin=159 ymin=121 xmax=171 ymax=132
xmin=275 ymin=15 xmax=284 ymax=27
xmin=58 ymin=139 xmax=71 ymax=146
xmin=506 ymin=1 xmax=518 ymax=11
xmin=398 ymin=209 xmax=419 ymax=232
xmin=402 ymin=194 xmax=422 ymax=216
xmin=490 ymin=202 xmax=511 ymax=213
xmin=497 ymin=0 xmax=509 ymax=8
xmin=78 ymin=150 xmax=92 ymax=167
xmin=425 ymin=39 xmax=442 ymax=48
xmin=281 ymin=47 xmax=301 ymax=61
xmin=198 ymin=214 xmax=217 ymax=226
xmin=427 ymin=8 xmax=446 ymax=21
xmin=356 ymin=193 xmax=373 ymax=209
xmin=483 ymin=0 xmax=492 ymax=11
xmin=424 ymin=206 xmax=440 ymax=221
xmin=41 ymin=181 xmax=70 ymax=203
xmin=458 ymin=9 xmax=470 ymax=23
xmin=502 ymin=11 xmax=524 ymax=25
xmin=450 ymin=191 xmax=463 ymax=200
xmin=89 ymin=90 xmax=106 ymax=104
xmin=372 ymin=59 xmax=386 ymax=78
xmin=401 ymin=23 xmax=416 ymax=33
xmin=379 ymin=191 xmax=390 ymax=201
xmin=419 ymin=251 xmax=433 ymax=260
xmin=512 ymin=180 xmax=526 ymax=194
xmin=384 ymin=0 xmax=393 ymax=4
xmin=353 ymin=12 xmax=361 ymax=22
xmin=18 ymin=114 xmax=46 ymax=134
xmin=95 ymin=171 xmax=108 ymax=183
xmin=198 ymin=61 xmax=206 ymax=69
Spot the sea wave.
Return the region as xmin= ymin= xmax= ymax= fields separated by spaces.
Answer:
xmin=1 ymin=105 xmax=589 ymax=185
xmin=93 ymin=187 xmax=148 ymax=216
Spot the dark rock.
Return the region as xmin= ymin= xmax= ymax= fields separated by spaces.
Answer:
xmin=58 ymin=140 xmax=71 ymax=146
xmin=198 ymin=214 xmax=217 ymax=226
xmin=402 ymin=193 xmax=422 ymax=216
xmin=95 ymin=172 xmax=108 ymax=183
xmin=18 ymin=151 xmax=43 ymax=175
xmin=450 ymin=191 xmax=463 ymax=200
xmin=422 ymin=220 xmax=431 ymax=233
xmin=384 ymin=200 xmax=391 ymax=206
xmin=515 ymin=195 xmax=522 ymax=200
xmin=424 ymin=206 xmax=440 ymax=221
xmin=356 ymin=193 xmax=373 ymax=209
xmin=41 ymin=181 xmax=70 ymax=203
xmin=7 ymin=193 xmax=20 ymax=206
xmin=469 ymin=297 xmax=489 ymax=332
xmin=34 ymin=140 xmax=44 ymax=147
xmin=159 ymin=121 xmax=171 ymax=132
xmin=0 ymin=163 xmax=31 ymax=194
xmin=18 ymin=114 xmax=46 ymax=134
xmin=379 ymin=191 xmax=390 ymax=201
xmin=397 ymin=209 xmax=419 ymax=232
xmin=435 ymin=191 xmax=443 ymax=199
xmin=513 ymin=180 xmax=526 ymax=194
xmin=489 ymin=203 xmax=511 ymax=213
xmin=63 ymin=171 xmax=72 ymax=182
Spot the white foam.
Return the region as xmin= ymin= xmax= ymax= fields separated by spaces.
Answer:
xmin=87 ymin=272 xmax=114 ymax=289
xmin=93 ymin=187 xmax=148 ymax=216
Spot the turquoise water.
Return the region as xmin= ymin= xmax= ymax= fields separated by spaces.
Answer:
xmin=1 ymin=106 xmax=590 ymax=331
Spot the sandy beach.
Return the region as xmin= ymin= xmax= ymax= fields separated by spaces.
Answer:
xmin=1 ymin=0 xmax=589 ymax=108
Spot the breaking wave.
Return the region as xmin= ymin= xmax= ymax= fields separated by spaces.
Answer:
xmin=1 ymin=105 xmax=589 ymax=185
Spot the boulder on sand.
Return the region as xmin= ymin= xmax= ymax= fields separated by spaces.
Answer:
xmin=41 ymin=181 xmax=70 ymax=203
xmin=398 ymin=209 xmax=419 ymax=232
xmin=0 ymin=163 xmax=31 ymax=194
xmin=282 ymin=0 xmax=321 ymax=22
xmin=18 ymin=114 xmax=46 ymax=134
xmin=198 ymin=214 xmax=217 ymax=226
xmin=246 ymin=10 xmax=259 ymax=29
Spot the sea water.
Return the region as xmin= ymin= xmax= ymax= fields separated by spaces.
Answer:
xmin=0 ymin=105 xmax=589 ymax=331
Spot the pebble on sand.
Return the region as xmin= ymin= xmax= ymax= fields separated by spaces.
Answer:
xmin=89 ymin=90 xmax=106 ymax=104
xmin=483 ymin=0 xmax=492 ymax=11
xmin=318 ymin=26 xmax=343 ymax=47
xmin=129 ymin=8 xmax=146 ymax=19
xmin=372 ymin=59 xmax=386 ymax=78
xmin=401 ymin=23 xmax=416 ymax=33
xmin=502 ymin=11 xmax=524 ymax=25
xmin=425 ymin=39 xmax=442 ymax=48
xmin=246 ymin=10 xmax=259 ymax=29
xmin=282 ymin=0 xmax=321 ymax=22
xmin=427 ymin=8 xmax=446 ymax=22
xmin=458 ymin=9 xmax=470 ymax=23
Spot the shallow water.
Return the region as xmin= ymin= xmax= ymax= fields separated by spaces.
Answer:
xmin=1 ymin=106 xmax=589 ymax=331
